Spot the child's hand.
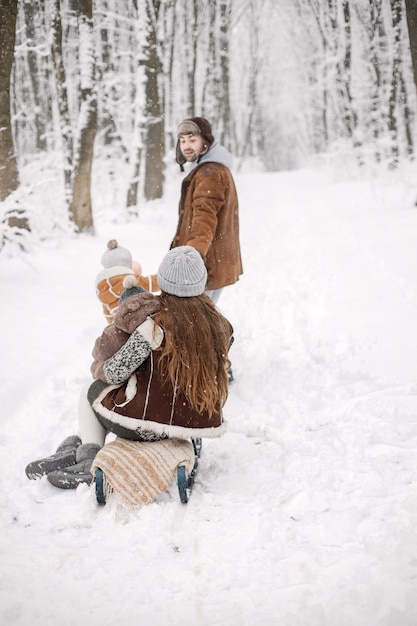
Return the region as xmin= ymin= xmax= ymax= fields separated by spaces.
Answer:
xmin=114 ymin=292 xmax=161 ymax=334
xmin=92 ymin=325 xmax=130 ymax=360
xmin=91 ymin=325 xmax=130 ymax=381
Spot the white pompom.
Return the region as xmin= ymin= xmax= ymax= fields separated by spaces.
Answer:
xmin=123 ymin=274 xmax=138 ymax=289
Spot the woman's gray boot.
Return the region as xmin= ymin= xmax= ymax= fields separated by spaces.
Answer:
xmin=25 ymin=435 xmax=82 ymax=479
xmin=47 ymin=443 xmax=101 ymax=489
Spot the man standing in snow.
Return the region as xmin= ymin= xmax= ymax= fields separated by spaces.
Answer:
xmin=172 ymin=117 xmax=243 ymax=304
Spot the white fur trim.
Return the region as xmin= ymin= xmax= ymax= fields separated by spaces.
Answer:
xmin=113 ymin=374 xmax=137 ymax=408
xmin=92 ymin=385 xmax=227 ymax=439
xmin=138 ymin=318 xmax=164 ymax=349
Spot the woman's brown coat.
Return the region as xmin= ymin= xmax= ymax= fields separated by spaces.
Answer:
xmin=90 ymin=292 xmax=232 ymax=440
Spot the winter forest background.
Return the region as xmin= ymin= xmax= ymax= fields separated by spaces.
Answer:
xmin=2 ymin=4 xmax=417 ymax=623
xmin=0 ymin=0 xmax=417 ymax=249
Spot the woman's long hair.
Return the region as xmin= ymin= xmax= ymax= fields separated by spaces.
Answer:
xmin=153 ymin=293 xmax=231 ymax=417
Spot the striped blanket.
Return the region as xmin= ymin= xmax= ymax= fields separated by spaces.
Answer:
xmin=91 ymin=438 xmax=195 ymax=507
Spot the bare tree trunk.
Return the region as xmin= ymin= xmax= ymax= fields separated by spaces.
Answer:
xmin=69 ymin=0 xmax=97 ymax=232
xmin=143 ymin=0 xmax=164 ymax=201
xmin=51 ymin=0 xmax=73 ymax=207
xmin=399 ymin=69 xmax=414 ymax=156
xmin=310 ymin=1 xmax=329 ymax=147
xmin=164 ymin=0 xmax=176 ymax=147
xmin=0 ymin=0 xmax=21 ymax=203
xmin=339 ymin=1 xmax=358 ymax=141
xmin=22 ymin=0 xmax=48 ymax=151
xmin=368 ymin=0 xmax=385 ymax=161
xmin=200 ymin=0 xmax=232 ymax=145
xmin=201 ymin=1 xmax=220 ymax=121
xmin=126 ymin=145 xmax=143 ymax=212
xmin=404 ymin=0 xmax=417 ymax=92
xmin=218 ymin=0 xmax=232 ymax=148
xmin=240 ymin=0 xmax=260 ymax=159
xmin=126 ymin=7 xmax=145 ymax=214
xmin=404 ymin=0 xmax=417 ymax=204
xmin=388 ymin=0 xmax=402 ymax=166
xmin=97 ymin=0 xmax=119 ymax=145
xmin=184 ymin=0 xmax=198 ymax=116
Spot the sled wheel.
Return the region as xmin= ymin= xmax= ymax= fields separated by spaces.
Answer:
xmin=95 ymin=467 xmax=106 ymax=505
xmin=192 ymin=438 xmax=202 ymax=458
xmin=177 ymin=465 xmax=190 ymax=504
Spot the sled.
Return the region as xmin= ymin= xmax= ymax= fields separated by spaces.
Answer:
xmin=95 ymin=438 xmax=202 ymax=506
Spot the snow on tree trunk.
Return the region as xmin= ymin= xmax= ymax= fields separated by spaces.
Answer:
xmin=404 ymin=0 xmax=417 ymax=204
xmin=201 ymin=1 xmax=221 ymax=123
xmin=405 ymin=0 xmax=417 ymax=93
xmin=184 ymin=0 xmax=198 ymax=116
xmin=163 ymin=0 xmax=177 ymax=148
xmin=388 ymin=0 xmax=403 ymax=166
xmin=143 ymin=0 xmax=164 ymax=202
xmin=69 ymin=0 xmax=97 ymax=232
xmin=334 ymin=1 xmax=358 ymax=143
xmin=199 ymin=0 xmax=233 ymax=147
xmin=218 ymin=0 xmax=232 ymax=149
xmin=126 ymin=10 xmax=146 ymax=215
xmin=363 ymin=0 xmax=386 ymax=162
xmin=51 ymin=0 xmax=73 ymax=208
xmin=240 ymin=1 xmax=261 ymax=160
xmin=22 ymin=0 xmax=48 ymax=152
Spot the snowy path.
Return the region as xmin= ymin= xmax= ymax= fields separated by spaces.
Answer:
xmin=1 ymin=167 xmax=417 ymax=626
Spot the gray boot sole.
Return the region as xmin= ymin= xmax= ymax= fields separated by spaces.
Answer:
xmin=25 ymin=449 xmax=78 ymax=479
xmin=47 ymin=469 xmax=93 ymax=489
xmin=46 ymin=445 xmax=100 ymax=489
xmin=25 ymin=436 xmax=82 ymax=479
xmin=47 ymin=459 xmax=95 ymax=489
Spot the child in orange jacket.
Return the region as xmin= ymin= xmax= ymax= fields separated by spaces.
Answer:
xmin=96 ymin=240 xmax=159 ymax=324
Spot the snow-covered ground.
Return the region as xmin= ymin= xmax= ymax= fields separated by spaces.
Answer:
xmin=1 ymin=161 xmax=417 ymax=626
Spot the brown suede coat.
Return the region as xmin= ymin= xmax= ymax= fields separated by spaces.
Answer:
xmin=91 ymin=300 xmax=233 ymax=440
xmin=93 ymin=348 xmax=228 ymax=440
xmin=171 ymin=162 xmax=243 ymax=290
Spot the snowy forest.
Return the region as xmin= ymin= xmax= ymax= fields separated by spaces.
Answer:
xmin=1 ymin=0 xmax=417 ymax=246
xmin=2 ymin=4 xmax=417 ymax=623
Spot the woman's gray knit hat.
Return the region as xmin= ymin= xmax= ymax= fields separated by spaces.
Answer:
xmin=157 ymin=246 xmax=207 ymax=297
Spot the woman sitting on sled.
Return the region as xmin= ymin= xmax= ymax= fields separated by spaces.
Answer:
xmin=26 ymin=246 xmax=233 ymax=505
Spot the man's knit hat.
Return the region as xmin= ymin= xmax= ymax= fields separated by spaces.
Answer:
xmin=157 ymin=246 xmax=207 ymax=297
xmin=101 ymin=240 xmax=132 ymax=268
xmin=119 ymin=275 xmax=146 ymax=303
xmin=176 ymin=117 xmax=214 ymax=169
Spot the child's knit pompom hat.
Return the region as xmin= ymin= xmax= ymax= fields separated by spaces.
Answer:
xmin=101 ymin=240 xmax=132 ymax=268
xmin=119 ymin=275 xmax=146 ymax=303
xmin=157 ymin=246 xmax=207 ymax=297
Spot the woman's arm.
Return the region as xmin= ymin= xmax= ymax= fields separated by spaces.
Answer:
xmin=102 ymin=319 xmax=164 ymax=385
